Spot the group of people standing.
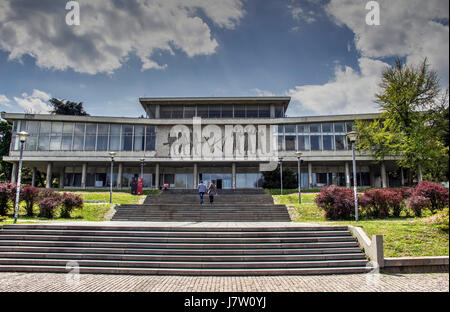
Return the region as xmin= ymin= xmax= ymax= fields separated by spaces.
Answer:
xmin=197 ymin=180 xmax=217 ymax=205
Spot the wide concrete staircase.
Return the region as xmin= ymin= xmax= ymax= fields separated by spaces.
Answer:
xmin=112 ymin=188 xmax=291 ymax=222
xmin=0 ymin=224 xmax=371 ymax=275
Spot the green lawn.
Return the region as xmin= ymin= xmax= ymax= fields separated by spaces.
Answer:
xmin=0 ymin=192 xmax=145 ymax=225
xmin=274 ymin=193 xmax=449 ymax=257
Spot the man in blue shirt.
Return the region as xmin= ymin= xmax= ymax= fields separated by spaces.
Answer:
xmin=197 ymin=180 xmax=207 ymax=204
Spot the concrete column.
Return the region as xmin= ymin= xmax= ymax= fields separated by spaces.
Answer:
xmin=81 ymin=163 xmax=87 ymax=189
xmin=11 ymin=162 xmax=18 ymax=184
xmin=193 ymin=163 xmax=198 ymax=188
xmin=417 ymin=165 xmax=423 ymax=182
xmin=31 ymin=167 xmax=37 ymax=187
xmin=400 ymin=167 xmax=405 ymax=186
xmin=345 ymin=162 xmax=350 ymax=187
xmin=308 ymin=162 xmax=313 ymax=188
xmin=232 ymin=162 xmax=236 ymax=189
xmin=381 ymin=162 xmax=387 ymax=188
xmin=155 ymin=105 xmax=160 ymax=118
xmin=269 ymin=104 xmax=275 ymax=118
xmin=59 ymin=167 xmax=65 ymax=188
xmin=369 ymin=168 xmax=375 ymax=188
xmin=117 ymin=163 xmax=123 ymax=189
xmin=155 ymin=163 xmax=160 ymax=189
xmin=46 ymin=162 xmax=53 ymax=189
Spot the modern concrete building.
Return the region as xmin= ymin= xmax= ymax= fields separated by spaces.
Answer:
xmin=1 ymin=97 xmax=408 ymax=189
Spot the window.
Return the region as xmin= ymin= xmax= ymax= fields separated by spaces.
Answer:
xmin=284 ymin=125 xmax=296 ymax=134
xmin=297 ymin=124 xmax=309 ymax=133
xmin=209 ymin=105 xmax=221 ymax=118
xmin=298 ymin=135 xmax=310 ymax=151
xmin=197 ymin=105 xmax=208 ymax=118
xmin=38 ymin=121 xmax=51 ymax=151
xmin=109 ymin=124 xmax=121 ymax=150
xmin=274 ymin=105 xmax=284 ymax=118
xmin=335 ymin=135 xmax=345 ymax=150
xmin=259 ymin=104 xmax=270 ymax=117
xmin=246 ymin=105 xmax=258 ymax=118
xmin=25 ymin=121 xmax=39 ymax=151
xmin=277 ymin=135 xmax=284 ymax=151
xmin=160 ymin=106 xmax=171 ymax=118
xmin=133 ymin=125 xmax=145 ymax=151
xmin=323 ymin=135 xmax=334 ymax=150
xmin=334 ymin=122 xmax=345 ymax=133
xmin=49 ymin=122 xmax=62 ymax=151
xmin=122 ymin=125 xmax=133 ymax=151
xmin=145 ymin=126 xmax=156 ymax=151
xmin=171 ymin=105 xmax=183 ymax=118
xmin=96 ymin=124 xmax=109 ymax=151
xmin=346 ymin=121 xmax=356 ymax=132
xmin=310 ymin=135 xmax=321 ymax=150
xmin=285 ymin=135 xmax=296 ymax=151
xmin=73 ymin=123 xmax=85 ymax=150
xmin=310 ymin=124 xmax=321 ymax=133
xmin=85 ymin=123 xmax=97 ymax=151
xmin=222 ymin=105 xmax=233 ymax=118
xmin=322 ymin=123 xmax=333 ymax=133
xmin=61 ymin=122 xmax=74 ymax=150
xmin=184 ymin=105 xmax=196 ymax=118
xmin=234 ymin=105 xmax=245 ymax=118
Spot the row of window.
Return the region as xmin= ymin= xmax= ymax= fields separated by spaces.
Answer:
xmin=11 ymin=121 xmax=156 ymax=152
xmin=276 ymin=122 xmax=355 ymax=134
xmin=158 ymin=104 xmax=284 ymax=119
xmin=278 ymin=135 xmax=349 ymax=151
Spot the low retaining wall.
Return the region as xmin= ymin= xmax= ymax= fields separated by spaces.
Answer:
xmin=347 ymin=225 xmax=449 ymax=273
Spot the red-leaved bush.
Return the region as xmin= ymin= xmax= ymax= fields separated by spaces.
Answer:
xmin=60 ymin=193 xmax=84 ymax=218
xmin=412 ymin=181 xmax=449 ymax=212
xmin=0 ymin=183 xmax=17 ymax=216
xmin=358 ymin=189 xmax=404 ymax=218
xmin=37 ymin=189 xmax=62 ymax=219
xmin=406 ymin=195 xmax=431 ymax=217
xmin=315 ymin=185 xmax=355 ymax=220
xmin=19 ymin=186 xmax=40 ymax=217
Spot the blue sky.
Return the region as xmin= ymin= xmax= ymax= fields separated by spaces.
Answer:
xmin=0 ymin=0 xmax=448 ymax=117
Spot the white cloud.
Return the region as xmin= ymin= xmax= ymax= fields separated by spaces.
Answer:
xmin=287 ymin=57 xmax=388 ymax=116
xmin=251 ymin=88 xmax=277 ymax=97
xmin=0 ymin=94 xmax=11 ymax=108
xmin=0 ymin=0 xmax=245 ymax=75
xmin=287 ymin=4 xmax=316 ymax=24
xmin=13 ymin=89 xmax=52 ymax=113
xmin=325 ymin=0 xmax=449 ymax=84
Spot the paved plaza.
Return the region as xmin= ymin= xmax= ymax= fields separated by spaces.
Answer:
xmin=0 ymin=272 xmax=448 ymax=292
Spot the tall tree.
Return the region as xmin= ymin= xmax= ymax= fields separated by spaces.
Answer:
xmin=0 ymin=120 xmax=12 ymax=182
xmin=49 ymin=98 xmax=89 ymax=116
xmin=356 ymin=58 xmax=449 ymax=181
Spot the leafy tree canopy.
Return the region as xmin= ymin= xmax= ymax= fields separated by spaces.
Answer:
xmin=49 ymin=98 xmax=89 ymax=116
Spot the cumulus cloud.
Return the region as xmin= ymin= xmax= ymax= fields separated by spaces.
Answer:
xmin=13 ymin=89 xmax=52 ymax=113
xmin=0 ymin=94 xmax=11 ymax=108
xmin=287 ymin=0 xmax=449 ymax=115
xmin=0 ymin=0 xmax=245 ymax=75
xmin=287 ymin=57 xmax=388 ymax=116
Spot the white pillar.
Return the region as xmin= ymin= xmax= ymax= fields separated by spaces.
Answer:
xmin=59 ymin=167 xmax=65 ymax=188
xmin=308 ymin=162 xmax=312 ymax=188
xmin=117 ymin=163 xmax=123 ymax=189
xmin=31 ymin=167 xmax=37 ymax=187
xmin=345 ymin=162 xmax=351 ymax=187
xmin=381 ymin=162 xmax=387 ymax=188
xmin=369 ymin=168 xmax=375 ymax=188
xmin=193 ymin=163 xmax=198 ymax=188
xmin=417 ymin=165 xmax=423 ymax=182
xmin=155 ymin=105 xmax=160 ymax=118
xmin=46 ymin=162 xmax=53 ymax=189
xmin=11 ymin=162 xmax=18 ymax=184
xmin=155 ymin=163 xmax=160 ymax=189
xmin=81 ymin=163 xmax=87 ymax=189
xmin=232 ymin=162 xmax=236 ymax=189
xmin=400 ymin=167 xmax=405 ymax=186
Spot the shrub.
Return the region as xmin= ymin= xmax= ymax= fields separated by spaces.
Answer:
xmin=397 ymin=187 xmax=414 ymax=200
xmin=413 ymin=181 xmax=449 ymax=213
xmin=19 ymin=186 xmax=40 ymax=217
xmin=315 ymin=185 xmax=355 ymax=220
xmin=37 ymin=189 xmax=62 ymax=219
xmin=406 ymin=195 xmax=431 ymax=217
xmin=358 ymin=189 xmax=404 ymax=218
xmin=435 ymin=208 xmax=449 ymax=232
xmin=60 ymin=193 xmax=83 ymax=218
xmin=0 ymin=183 xmax=17 ymax=216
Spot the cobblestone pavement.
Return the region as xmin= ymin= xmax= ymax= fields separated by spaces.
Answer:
xmin=0 ymin=272 xmax=448 ymax=292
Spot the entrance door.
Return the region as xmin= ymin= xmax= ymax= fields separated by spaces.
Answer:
xmin=216 ymin=179 xmax=223 ymax=189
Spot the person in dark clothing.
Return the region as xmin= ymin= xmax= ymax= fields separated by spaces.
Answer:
xmin=197 ymin=180 xmax=207 ymax=204
xmin=208 ymin=183 xmax=217 ymax=205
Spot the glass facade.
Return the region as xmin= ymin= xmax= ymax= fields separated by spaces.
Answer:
xmin=275 ymin=122 xmax=355 ymax=152
xmin=11 ymin=120 xmax=157 ymax=152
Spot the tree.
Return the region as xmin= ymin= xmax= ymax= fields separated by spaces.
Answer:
xmin=262 ymin=167 xmax=298 ymax=189
xmin=49 ymin=98 xmax=89 ymax=116
xmin=0 ymin=121 xmax=12 ymax=182
xmin=356 ymin=58 xmax=449 ymax=182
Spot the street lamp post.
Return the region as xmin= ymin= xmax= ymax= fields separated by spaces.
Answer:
xmin=140 ymin=158 xmax=145 ymax=179
xmin=347 ymin=131 xmax=359 ymax=221
xmin=14 ymin=131 xmax=29 ymax=224
xmin=279 ymin=157 xmax=283 ymax=195
xmin=109 ymin=152 xmax=116 ymax=204
xmin=296 ymin=152 xmax=303 ymax=204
